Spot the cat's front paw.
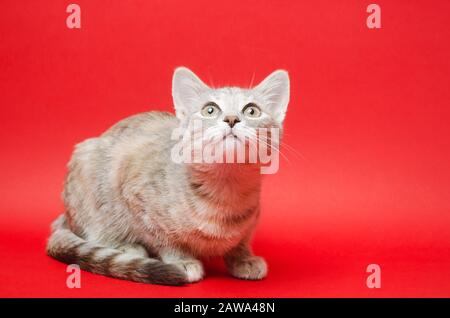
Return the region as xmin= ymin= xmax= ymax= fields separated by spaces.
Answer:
xmin=226 ymin=256 xmax=268 ymax=280
xmin=172 ymin=259 xmax=205 ymax=283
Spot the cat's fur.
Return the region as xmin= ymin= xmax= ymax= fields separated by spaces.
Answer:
xmin=47 ymin=67 xmax=290 ymax=285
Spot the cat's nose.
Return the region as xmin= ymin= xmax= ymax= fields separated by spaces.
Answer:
xmin=223 ymin=116 xmax=240 ymax=128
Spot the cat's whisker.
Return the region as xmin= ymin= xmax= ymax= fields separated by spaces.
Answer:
xmin=241 ymin=127 xmax=306 ymax=162
xmin=279 ymin=142 xmax=307 ymax=162
xmin=240 ymin=129 xmax=291 ymax=164
xmin=257 ymin=138 xmax=291 ymax=164
xmin=207 ymin=74 xmax=216 ymax=89
xmin=248 ymin=72 xmax=256 ymax=89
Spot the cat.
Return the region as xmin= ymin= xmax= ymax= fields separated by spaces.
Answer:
xmin=46 ymin=67 xmax=290 ymax=285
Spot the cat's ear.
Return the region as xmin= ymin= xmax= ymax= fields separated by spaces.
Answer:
xmin=254 ymin=70 xmax=290 ymax=123
xmin=172 ymin=67 xmax=209 ymax=119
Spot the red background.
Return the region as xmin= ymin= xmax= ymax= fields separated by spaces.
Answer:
xmin=1 ymin=0 xmax=449 ymax=297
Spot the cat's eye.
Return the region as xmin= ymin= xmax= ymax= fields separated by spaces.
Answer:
xmin=201 ymin=102 xmax=221 ymax=118
xmin=242 ymin=103 xmax=261 ymax=118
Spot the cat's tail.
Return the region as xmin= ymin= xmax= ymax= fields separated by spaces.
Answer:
xmin=46 ymin=214 xmax=187 ymax=286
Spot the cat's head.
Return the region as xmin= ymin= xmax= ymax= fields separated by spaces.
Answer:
xmin=171 ymin=67 xmax=289 ymax=165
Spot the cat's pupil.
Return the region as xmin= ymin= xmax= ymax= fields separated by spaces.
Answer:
xmin=208 ymin=107 xmax=214 ymax=114
xmin=249 ymin=108 xmax=255 ymax=115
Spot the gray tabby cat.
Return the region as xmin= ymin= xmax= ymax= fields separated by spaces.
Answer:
xmin=47 ymin=67 xmax=290 ymax=285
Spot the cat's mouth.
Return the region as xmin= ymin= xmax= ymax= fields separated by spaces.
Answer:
xmin=222 ymin=133 xmax=239 ymax=141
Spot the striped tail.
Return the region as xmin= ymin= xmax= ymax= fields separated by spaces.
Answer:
xmin=46 ymin=214 xmax=187 ymax=286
